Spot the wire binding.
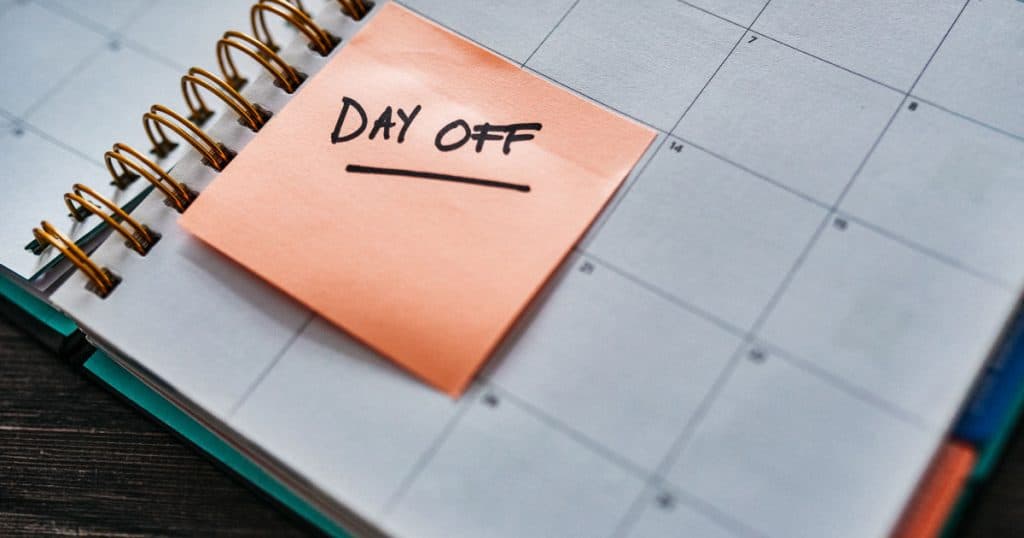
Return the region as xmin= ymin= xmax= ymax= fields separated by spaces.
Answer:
xmin=252 ymin=0 xmax=339 ymax=56
xmin=143 ymin=104 xmax=234 ymax=170
xmin=105 ymin=143 xmax=196 ymax=212
xmin=64 ymin=183 xmax=159 ymax=255
xmin=32 ymin=221 xmax=119 ymax=297
xmin=337 ymin=0 xmax=369 ymax=20
xmin=31 ymin=0 xmax=378 ymax=297
xmin=285 ymin=0 xmax=310 ymax=16
xmin=181 ymin=67 xmax=271 ymax=130
xmin=217 ymin=30 xmax=306 ymax=92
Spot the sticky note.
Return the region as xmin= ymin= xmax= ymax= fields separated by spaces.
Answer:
xmin=179 ymin=3 xmax=655 ymax=396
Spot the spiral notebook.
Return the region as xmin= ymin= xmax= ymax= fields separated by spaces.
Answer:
xmin=2 ymin=0 xmax=1024 ymax=537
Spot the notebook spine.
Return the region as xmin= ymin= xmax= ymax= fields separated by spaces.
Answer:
xmin=30 ymin=0 xmax=370 ymax=297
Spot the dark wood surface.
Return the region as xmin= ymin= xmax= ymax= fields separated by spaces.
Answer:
xmin=1 ymin=313 xmax=1022 ymax=537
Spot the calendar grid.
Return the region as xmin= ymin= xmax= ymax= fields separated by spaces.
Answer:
xmin=515 ymin=31 xmax=1018 ymax=296
xmin=119 ymin=36 xmax=198 ymax=74
xmin=599 ymin=3 xmax=787 ymax=534
xmin=487 ymin=382 xmax=769 ymax=537
xmin=396 ymin=2 xmax=523 ymax=65
xmin=5 ymin=1 xmax=1022 ymax=536
xmin=0 ymin=106 xmax=102 ymax=172
xmin=226 ymin=313 xmax=317 ymax=417
xmin=673 ymin=0 xmax=758 ymax=28
xmin=909 ymin=95 xmax=1024 ymax=143
xmin=5 ymin=0 xmax=1018 ymax=261
xmin=751 ymin=29 xmax=904 ymax=93
xmin=369 ymin=2 xmax=1016 ymax=536
xmin=2 ymin=0 xmax=171 ymax=169
xmin=762 ymin=342 xmax=937 ymax=429
xmin=584 ymin=251 xmax=749 ymax=340
xmin=678 ymin=0 xmax=969 ymax=482
xmin=610 ymin=340 xmax=756 ymax=537
xmin=34 ymin=0 xmax=156 ymax=41
xmin=666 ymin=134 xmax=831 ymax=208
xmin=678 ymin=0 xmax=1024 ymax=152
xmin=652 ymin=483 xmax=770 ymax=538
xmin=19 ymin=44 xmax=109 ymax=119
xmin=381 ymin=385 xmax=485 ymax=514
xmin=681 ymin=0 xmax=1024 ymax=151
xmin=520 ymin=0 xmax=581 ymax=67
xmin=488 ymin=383 xmax=657 ymax=480
xmin=616 ymin=3 xmax=976 ymax=535
xmin=830 ymin=0 xmax=970 ymax=210
xmin=584 ymin=0 xmax=775 ymax=238
xmin=215 ymin=1 xmax=1016 ymax=535
xmin=840 ymin=211 xmax=1014 ymax=289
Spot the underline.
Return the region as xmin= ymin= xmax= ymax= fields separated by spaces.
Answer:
xmin=345 ymin=164 xmax=531 ymax=193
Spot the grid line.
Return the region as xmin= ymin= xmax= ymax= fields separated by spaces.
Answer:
xmin=608 ymin=2 xmax=778 ymax=534
xmin=628 ymin=4 xmax=974 ymax=535
xmin=8 ymin=1 xmax=1018 ymax=536
xmin=262 ymin=3 xmax=1007 ymax=535
xmin=670 ymin=0 xmax=1018 ymax=145
xmin=521 ymin=0 xmax=580 ymax=67
xmin=227 ymin=313 xmax=317 ymax=417
xmin=523 ymin=58 xmax=1018 ymax=293
xmin=381 ymin=386 xmax=484 ymax=515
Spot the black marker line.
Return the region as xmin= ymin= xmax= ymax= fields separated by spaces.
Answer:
xmin=345 ymin=164 xmax=531 ymax=193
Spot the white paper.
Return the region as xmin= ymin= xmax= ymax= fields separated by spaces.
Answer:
xmin=34 ymin=1 xmax=1024 ymax=536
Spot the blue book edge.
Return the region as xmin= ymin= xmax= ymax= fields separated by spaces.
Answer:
xmin=941 ymin=371 xmax=1024 ymax=537
xmin=940 ymin=305 xmax=1024 ymax=536
xmin=83 ymin=350 xmax=351 ymax=537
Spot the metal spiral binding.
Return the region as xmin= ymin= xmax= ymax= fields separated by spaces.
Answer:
xmin=181 ymin=66 xmax=272 ymax=130
xmin=252 ymin=0 xmax=340 ymax=56
xmin=64 ymin=183 xmax=160 ymax=255
xmin=30 ymin=0 xmax=373 ymax=297
xmin=32 ymin=221 xmax=120 ymax=297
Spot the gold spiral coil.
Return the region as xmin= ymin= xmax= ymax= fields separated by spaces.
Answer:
xmin=29 ymin=0 xmax=378 ymax=299
xmin=105 ymin=143 xmax=196 ymax=212
xmin=33 ymin=221 xmax=119 ymax=297
xmin=252 ymin=0 xmax=339 ymax=56
xmin=285 ymin=0 xmax=310 ymax=16
xmin=143 ymin=104 xmax=234 ymax=170
xmin=181 ymin=67 xmax=270 ymax=130
xmin=337 ymin=0 xmax=369 ymax=20
xmin=217 ymin=30 xmax=305 ymax=93
xmin=64 ymin=183 xmax=159 ymax=255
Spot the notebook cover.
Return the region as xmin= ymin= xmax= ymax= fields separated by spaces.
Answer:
xmin=940 ymin=312 xmax=1024 ymax=536
xmin=0 ymin=272 xmax=82 ymax=355
xmin=953 ymin=304 xmax=1024 ymax=446
xmin=83 ymin=350 xmax=352 ymax=537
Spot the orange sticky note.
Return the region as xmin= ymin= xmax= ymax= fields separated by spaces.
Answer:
xmin=180 ymin=3 xmax=655 ymax=396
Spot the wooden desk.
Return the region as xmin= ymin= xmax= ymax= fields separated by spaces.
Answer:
xmin=1 ymin=315 xmax=1021 ymax=536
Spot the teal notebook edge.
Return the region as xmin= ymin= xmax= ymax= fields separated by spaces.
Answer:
xmin=4 ymin=246 xmax=1023 ymax=536
xmin=83 ymin=350 xmax=351 ymax=538
xmin=0 ymin=273 xmax=77 ymax=337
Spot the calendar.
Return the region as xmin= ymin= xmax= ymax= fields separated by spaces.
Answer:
xmin=3 ymin=1 xmax=1023 ymax=537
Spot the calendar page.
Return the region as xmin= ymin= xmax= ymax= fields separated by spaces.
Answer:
xmin=229 ymin=2 xmax=1024 ymax=536
xmin=43 ymin=1 xmax=1024 ymax=537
